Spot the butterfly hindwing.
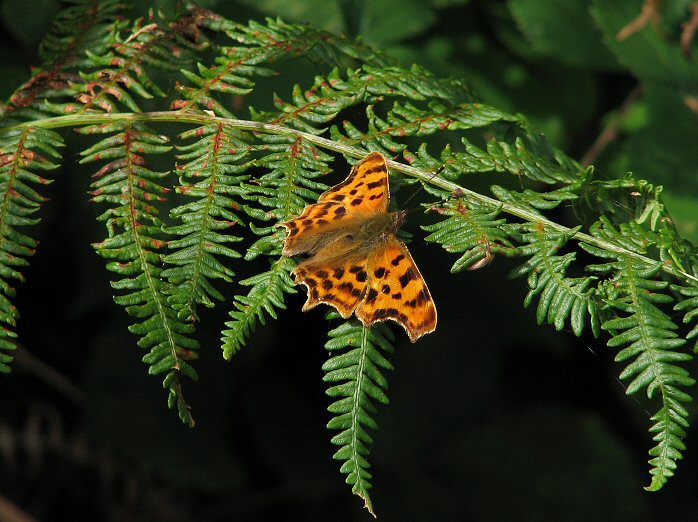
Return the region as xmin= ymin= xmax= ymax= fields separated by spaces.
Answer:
xmin=356 ymin=236 xmax=437 ymax=342
xmin=293 ymin=254 xmax=369 ymax=318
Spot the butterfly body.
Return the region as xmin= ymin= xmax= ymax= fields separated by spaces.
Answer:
xmin=279 ymin=153 xmax=436 ymax=342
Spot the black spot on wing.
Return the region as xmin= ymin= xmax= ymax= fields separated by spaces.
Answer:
xmin=415 ymin=288 xmax=430 ymax=304
xmin=391 ymin=254 xmax=405 ymax=266
xmin=366 ymin=288 xmax=378 ymax=303
xmin=399 ymin=268 xmax=418 ymax=288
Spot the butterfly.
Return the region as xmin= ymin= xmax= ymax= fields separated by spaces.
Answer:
xmin=279 ymin=151 xmax=437 ymax=342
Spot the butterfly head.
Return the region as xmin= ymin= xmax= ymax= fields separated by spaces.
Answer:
xmin=390 ymin=210 xmax=408 ymax=232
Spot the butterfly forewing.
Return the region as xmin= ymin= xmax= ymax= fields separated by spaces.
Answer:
xmin=279 ymin=152 xmax=390 ymax=256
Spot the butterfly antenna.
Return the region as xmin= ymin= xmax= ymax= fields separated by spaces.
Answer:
xmin=398 ymin=164 xmax=446 ymax=211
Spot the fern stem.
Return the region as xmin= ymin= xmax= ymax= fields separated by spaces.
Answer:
xmin=6 ymin=112 xmax=696 ymax=284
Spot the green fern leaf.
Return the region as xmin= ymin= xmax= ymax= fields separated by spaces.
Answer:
xmin=80 ymin=120 xmax=199 ymax=426
xmin=221 ymin=256 xmax=296 ymax=358
xmin=2 ymin=0 xmax=124 ymax=122
xmin=221 ymin=139 xmax=333 ymax=356
xmin=510 ymin=225 xmax=600 ymax=337
xmin=162 ymin=123 xmax=254 ymax=321
xmin=0 ymin=126 xmax=63 ymax=372
xmin=673 ymin=284 xmax=698 ymax=349
xmin=582 ymin=220 xmax=693 ymax=491
xmin=422 ymin=197 xmax=511 ymax=272
xmin=323 ymin=317 xmax=395 ymax=517
xmin=173 ymin=15 xmax=381 ymax=117
xmin=54 ymin=10 xmax=202 ymax=115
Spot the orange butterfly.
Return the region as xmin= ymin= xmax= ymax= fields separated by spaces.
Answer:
xmin=279 ymin=152 xmax=437 ymax=342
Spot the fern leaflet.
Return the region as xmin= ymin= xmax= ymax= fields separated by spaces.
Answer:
xmin=80 ymin=120 xmax=199 ymax=426
xmin=163 ymin=123 xmax=252 ymax=321
xmin=323 ymin=318 xmax=395 ymax=518
xmin=0 ymin=127 xmax=63 ymax=372
xmin=582 ymin=220 xmax=693 ymax=491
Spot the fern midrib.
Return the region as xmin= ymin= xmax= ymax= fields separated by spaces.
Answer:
xmin=351 ymin=325 xmax=371 ymax=495
xmin=124 ymin=126 xmax=180 ymax=371
xmin=11 ymin=112 xmax=698 ymax=286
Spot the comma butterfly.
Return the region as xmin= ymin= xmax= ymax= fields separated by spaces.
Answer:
xmin=279 ymin=152 xmax=437 ymax=342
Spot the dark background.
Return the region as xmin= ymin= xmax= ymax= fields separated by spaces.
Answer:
xmin=1 ymin=0 xmax=697 ymax=520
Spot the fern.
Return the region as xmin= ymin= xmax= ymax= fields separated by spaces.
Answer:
xmin=581 ymin=219 xmax=693 ymax=491
xmin=0 ymin=126 xmax=63 ymax=372
xmin=323 ymin=317 xmax=395 ymax=517
xmin=2 ymin=0 xmax=124 ymax=122
xmin=422 ymin=195 xmax=511 ymax=272
xmin=50 ymin=8 xmax=204 ymax=115
xmin=674 ymin=283 xmax=698 ymax=349
xmin=80 ymin=120 xmax=199 ymax=427
xmin=221 ymin=256 xmax=296 ymax=358
xmin=162 ymin=123 xmax=250 ymax=321
xmin=510 ymin=224 xmax=601 ymax=337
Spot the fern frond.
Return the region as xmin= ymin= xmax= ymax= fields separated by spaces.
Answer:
xmin=323 ymin=318 xmax=396 ymax=518
xmin=173 ymin=14 xmax=388 ymax=117
xmin=240 ymin=136 xmax=333 ymax=222
xmin=221 ymin=256 xmax=296 ymax=358
xmin=2 ymin=0 xmax=125 ymax=121
xmin=79 ymin=120 xmax=199 ymax=427
xmin=582 ymin=220 xmax=693 ymax=491
xmin=510 ymin=225 xmax=601 ymax=337
xmin=0 ymin=127 xmax=63 ymax=372
xmin=491 ymin=183 xmax=581 ymax=213
xmin=162 ymin=123 xmax=253 ymax=321
xmin=432 ymin=137 xmax=580 ymax=184
xmin=252 ymin=69 xmax=369 ymax=134
xmin=59 ymin=10 xmax=205 ymax=115
xmin=332 ymin=101 xmax=513 ymax=154
xmin=422 ymin=197 xmax=511 ymax=272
